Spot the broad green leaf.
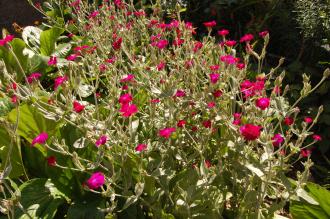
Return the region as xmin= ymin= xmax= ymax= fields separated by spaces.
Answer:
xmin=0 ymin=127 xmax=24 ymax=178
xmin=305 ymin=183 xmax=330 ymax=217
xmin=8 ymin=104 xmax=59 ymax=155
xmin=15 ymin=178 xmax=67 ymax=219
xmin=67 ymin=197 xmax=105 ymax=219
xmin=40 ymin=27 xmax=64 ymax=56
xmin=290 ymin=200 xmax=329 ymax=219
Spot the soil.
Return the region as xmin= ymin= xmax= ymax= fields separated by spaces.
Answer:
xmin=0 ymin=0 xmax=43 ymax=35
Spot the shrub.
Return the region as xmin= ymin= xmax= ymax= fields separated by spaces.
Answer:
xmin=0 ymin=0 xmax=329 ymax=218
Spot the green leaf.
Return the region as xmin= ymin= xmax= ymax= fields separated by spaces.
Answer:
xmin=305 ymin=183 xmax=330 ymax=217
xmin=40 ymin=27 xmax=64 ymax=56
xmin=67 ymin=197 xmax=105 ymax=219
xmin=8 ymin=104 xmax=60 ymax=155
xmin=0 ymin=127 xmax=24 ymax=178
xmin=22 ymin=26 xmax=42 ymax=53
xmin=52 ymin=43 xmax=72 ymax=58
xmin=15 ymin=178 xmax=66 ymax=219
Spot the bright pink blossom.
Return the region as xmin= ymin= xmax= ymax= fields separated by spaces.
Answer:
xmin=210 ymin=65 xmax=220 ymax=71
xmin=47 ymin=56 xmax=57 ymax=66
xmin=177 ymin=120 xmax=186 ymax=128
xmin=157 ymin=61 xmax=166 ymax=71
xmin=272 ymin=134 xmax=284 ymax=147
xmin=120 ymin=103 xmax=138 ymax=117
xmin=119 ymin=93 xmax=133 ymax=104
xmin=218 ymin=29 xmax=229 ymax=36
xmin=300 ymin=149 xmax=312 ymax=158
xmin=312 ymin=134 xmax=322 ymax=141
xmin=225 ymin=40 xmax=236 ymax=47
xmin=203 ymin=21 xmax=216 ymax=28
xmin=193 ymin=41 xmax=203 ymax=52
xmin=174 ymin=89 xmax=186 ymax=97
xmin=27 ymin=72 xmax=42 ymax=84
xmin=54 ymin=75 xmax=68 ymax=90
xmin=73 ymin=101 xmax=85 ymax=113
xmin=220 ymin=55 xmax=237 ymax=65
xmin=86 ymin=172 xmax=105 ymax=189
xmin=95 ymin=135 xmax=107 ymax=147
xmin=259 ymin=30 xmax=269 ymax=38
xmin=207 ymin=102 xmax=216 ymax=108
xmin=66 ymin=54 xmax=78 ymax=61
xmin=209 ymin=73 xmax=220 ymax=84
xmin=112 ymin=37 xmax=122 ymax=50
xmin=135 ymin=144 xmax=147 ymax=152
xmin=120 ymin=74 xmax=134 ymax=83
xmin=32 ymin=132 xmax=49 ymax=146
xmin=236 ymin=63 xmax=245 ymax=70
xmin=240 ymin=34 xmax=254 ymax=43
xmin=304 ymin=117 xmax=313 ymax=124
xmin=159 ymin=127 xmax=176 ymax=138
xmin=256 ymin=97 xmax=270 ymax=110
xmin=239 ymin=124 xmax=261 ymax=141
xmin=155 ymin=39 xmax=168 ymax=49
xmin=0 ymin=35 xmax=14 ymax=46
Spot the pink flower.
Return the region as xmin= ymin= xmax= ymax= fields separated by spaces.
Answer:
xmin=272 ymin=134 xmax=284 ymax=147
xmin=66 ymin=54 xmax=78 ymax=61
xmin=86 ymin=172 xmax=105 ymax=189
xmin=27 ymin=72 xmax=42 ymax=84
xmin=218 ymin=29 xmax=229 ymax=36
xmin=150 ymin=98 xmax=160 ymax=104
xmin=157 ymin=61 xmax=166 ymax=71
xmin=202 ymin=120 xmax=212 ymax=128
xmin=312 ymin=134 xmax=322 ymax=141
xmin=255 ymin=97 xmax=270 ymax=110
xmin=213 ymin=90 xmax=223 ymax=98
xmin=47 ymin=156 xmax=56 ymax=166
xmin=95 ymin=135 xmax=107 ymax=147
xmin=54 ymin=75 xmax=68 ymax=90
xmin=119 ymin=93 xmax=133 ymax=104
xmin=240 ymin=34 xmax=254 ymax=43
xmin=120 ymin=74 xmax=134 ymax=83
xmin=159 ymin=127 xmax=176 ymax=138
xmin=173 ymin=38 xmax=184 ymax=47
xmin=210 ymin=65 xmax=220 ymax=71
xmin=239 ymin=124 xmax=261 ymax=141
xmin=155 ymin=39 xmax=168 ymax=49
xmin=233 ymin=119 xmax=241 ymax=125
xmin=284 ymin=117 xmax=294 ymax=126
xmin=73 ymin=101 xmax=85 ymax=113
xmin=32 ymin=132 xmax=49 ymax=146
xmin=120 ymin=103 xmax=138 ymax=117
xmin=193 ymin=41 xmax=203 ymax=52
xmin=135 ymin=144 xmax=147 ymax=152
xmin=99 ymin=64 xmax=107 ymax=72
xmin=225 ymin=40 xmax=236 ymax=47
xmin=112 ymin=37 xmax=122 ymax=50
xmin=209 ymin=73 xmax=220 ymax=84
xmin=300 ymin=149 xmax=312 ymax=158
xmin=47 ymin=56 xmax=57 ymax=66
xmin=236 ymin=63 xmax=245 ymax=70
xmin=259 ymin=30 xmax=269 ymax=38
xmin=220 ymin=55 xmax=237 ymax=65
xmin=174 ymin=89 xmax=186 ymax=97
xmin=177 ymin=120 xmax=186 ymax=128
xmin=233 ymin=113 xmax=241 ymax=119
xmin=304 ymin=117 xmax=313 ymax=124
xmin=105 ymin=57 xmax=116 ymax=64
xmin=207 ymin=102 xmax=216 ymax=108
xmin=203 ymin=20 xmax=216 ymax=28
xmin=0 ymin=35 xmax=14 ymax=46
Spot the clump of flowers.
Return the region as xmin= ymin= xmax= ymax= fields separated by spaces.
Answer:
xmin=0 ymin=1 xmax=328 ymax=218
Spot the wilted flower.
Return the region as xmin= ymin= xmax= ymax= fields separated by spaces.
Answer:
xmin=112 ymin=37 xmax=122 ymax=50
xmin=259 ymin=30 xmax=269 ymax=38
xmin=177 ymin=120 xmax=186 ymax=128
xmin=47 ymin=156 xmax=56 ymax=166
xmin=300 ymin=149 xmax=312 ymax=158
xmin=86 ymin=172 xmax=105 ymax=189
xmin=202 ymin=120 xmax=212 ymax=128
xmin=213 ymin=90 xmax=223 ymax=98
xmin=284 ymin=117 xmax=294 ymax=126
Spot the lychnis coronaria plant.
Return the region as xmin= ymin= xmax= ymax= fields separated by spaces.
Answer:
xmin=0 ymin=0 xmax=329 ymax=218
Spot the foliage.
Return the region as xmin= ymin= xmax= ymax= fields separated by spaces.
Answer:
xmin=0 ymin=0 xmax=329 ymax=218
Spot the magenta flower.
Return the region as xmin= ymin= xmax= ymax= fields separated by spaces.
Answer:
xmin=312 ymin=134 xmax=322 ymax=141
xmin=240 ymin=34 xmax=254 ymax=43
xmin=159 ymin=127 xmax=176 ymax=138
xmin=259 ymin=30 xmax=269 ymax=38
xmin=54 ymin=75 xmax=68 ymax=90
xmin=95 ymin=135 xmax=107 ymax=147
xmin=0 ymin=34 xmax=14 ymax=46
xmin=203 ymin=20 xmax=217 ymax=28
xmin=32 ymin=132 xmax=49 ymax=146
xmin=27 ymin=72 xmax=42 ymax=84
xmin=210 ymin=65 xmax=220 ymax=71
xmin=284 ymin=117 xmax=294 ymax=126
xmin=47 ymin=56 xmax=57 ymax=66
xmin=193 ymin=41 xmax=203 ymax=53
xmin=86 ymin=172 xmax=105 ymax=189
xmin=120 ymin=103 xmax=138 ymax=117
xmin=256 ymin=97 xmax=270 ymax=110
xmin=155 ymin=39 xmax=168 ymax=49
xmin=112 ymin=37 xmax=122 ymax=50
xmin=73 ymin=101 xmax=85 ymax=113
xmin=120 ymin=74 xmax=135 ymax=83
xmin=66 ymin=54 xmax=78 ymax=61
xmin=202 ymin=120 xmax=212 ymax=128
xmin=272 ymin=134 xmax=284 ymax=147
xmin=177 ymin=120 xmax=186 ymax=128
xmin=220 ymin=55 xmax=237 ymax=65
xmin=225 ymin=40 xmax=237 ymax=47
xmin=236 ymin=63 xmax=245 ymax=70
xmin=135 ymin=144 xmax=147 ymax=152
xmin=174 ymin=89 xmax=186 ymax=97
xmin=157 ymin=61 xmax=166 ymax=71
xmin=218 ymin=29 xmax=229 ymax=36
xmin=304 ymin=117 xmax=313 ymax=124
xmin=239 ymin=124 xmax=261 ymax=141
xmin=300 ymin=149 xmax=312 ymax=158
xmin=207 ymin=102 xmax=216 ymax=108
xmin=212 ymin=90 xmax=223 ymax=98
xmin=119 ymin=93 xmax=133 ymax=104
xmin=209 ymin=73 xmax=220 ymax=84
